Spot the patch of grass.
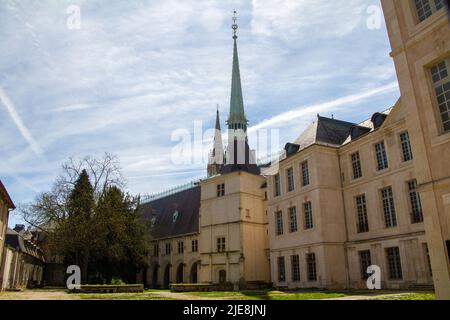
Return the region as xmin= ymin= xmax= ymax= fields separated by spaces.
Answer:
xmin=187 ymin=290 xmax=347 ymax=300
xmin=373 ymin=293 xmax=435 ymax=300
xmin=76 ymin=291 xmax=175 ymax=300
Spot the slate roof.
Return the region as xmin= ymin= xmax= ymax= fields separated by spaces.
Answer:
xmin=140 ymin=186 xmax=201 ymax=240
xmin=5 ymin=228 xmax=45 ymax=261
xmin=293 ymin=116 xmax=357 ymax=149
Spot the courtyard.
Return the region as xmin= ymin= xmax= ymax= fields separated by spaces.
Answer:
xmin=0 ymin=289 xmax=435 ymax=300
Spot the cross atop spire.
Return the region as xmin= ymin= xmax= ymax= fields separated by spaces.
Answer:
xmin=232 ymin=10 xmax=238 ymax=39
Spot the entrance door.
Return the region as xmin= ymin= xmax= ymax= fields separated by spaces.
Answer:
xmin=163 ymin=265 xmax=171 ymax=288
xmin=176 ymin=264 xmax=184 ymax=283
xmin=190 ymin=263 xmax=198 ymax=283
xmin=219 ymin=270 xmax=226 ymax=284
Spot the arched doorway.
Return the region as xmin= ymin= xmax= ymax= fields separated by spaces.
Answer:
xmin=163 ymin=265 xmax=171 ymax=288
xmin=176 ymin=264 xmax=184 ymax=283
xmin=218 ymin=270 xmax=227 ymax=284
xmin=152 ymin=265 xmax=159 ymax=288
xmin=190 ymin=263 xmax=198 ymax=283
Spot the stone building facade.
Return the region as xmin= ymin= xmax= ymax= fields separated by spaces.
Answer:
xmin=139 ymin=4 xmax=450 ymax=298
xmin=381 ymin=0 xmax=450 ymax=299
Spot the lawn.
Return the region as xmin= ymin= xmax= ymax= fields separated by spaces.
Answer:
xmin=373 ymin=293 xmax=435 ymax=300
xmin=187 ymin=290 xmax=347 ymax=300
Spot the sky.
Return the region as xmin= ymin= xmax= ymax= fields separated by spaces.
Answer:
xmin=0 ymin=0 xmax=401 ymax=227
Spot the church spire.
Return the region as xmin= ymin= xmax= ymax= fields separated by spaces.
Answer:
xmin=207 ymin=106 xmax=224 ymax=177
xmin=227 ymin=10 xmax=248 ymax=131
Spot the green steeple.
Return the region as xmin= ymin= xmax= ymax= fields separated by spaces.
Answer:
xmin=227 ymin=11 xmax=248 ymax=131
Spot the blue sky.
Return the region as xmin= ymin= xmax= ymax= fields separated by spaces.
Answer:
xmin=0 ymin=0 xmax=400 ymax=227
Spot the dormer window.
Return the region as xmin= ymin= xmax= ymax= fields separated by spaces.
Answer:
xmin=371 ymin=113 xmax=387 ymax=129
xmin=172 ymin=210 xmax=179 ymax=223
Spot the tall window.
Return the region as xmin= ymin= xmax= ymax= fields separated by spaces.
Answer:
xmin=277 ymin=257 xmax=286 ymax=282
xmin=359 ymin=250 xmax=372 ymax=280
xmin=217 ymin=237 xmax=226 ymax=253
xmin=414 ymin=0 xmax=445 ymax=22
xmin=165 ymin=243 xmax=171 ymax=255
xmin=153 ymin=244 xmax=159 ymax=257
xmin=356 ymin=195 xmax=369 ymax=233
xmin=287 ymin=167 xmax=295 ymax=192
xmin=178 ymin=241 xmax=184 ymax=254
xmin=191 ymin=239 xmax=198 ymax=252
xmin=386 ymin=247 xmax=403 ymax=280
xmin=375 ymin=141 xmax=389 ymax=171
xmin=424 ymin=244 xmax=433 ymax=277
xmin=291 ymin=255 xmax=300 ymax=282
xmin=351 ymin=152 xmax=363 ymax=179
xmin=430 ymin=58 xmax=450 ymax=132
xmin=274 ymin=174 xmax=281 ymax=197
xmin=217 ymin=183 xmax=225 ymax=197
xmin=301 ymin=161 xmax=310 ymax=186
xmin=306 ymin=253 xmax=317 ymax=282
xmin=288 ymin=207 xmax=298 ymax=233
xmin=408 ymin=180 xmax=424 ymax=223
xmin=381 ymin=187 xmax=397 ymax=228
xmin=400 ymin=131 xmax=413 ymax=162
xmin=304 ymin=202 xmax=313 ymax=230
xmin=275 ymin=211 xmax=284 ymax=236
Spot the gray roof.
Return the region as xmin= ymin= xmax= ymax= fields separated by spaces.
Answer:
xmin=140 ymin=186 xmax=200 ymax=240
xmin=294 ymin=116 xmax=356 ymax=149
xmin=5 ymin=228 xmax=45 ymax=261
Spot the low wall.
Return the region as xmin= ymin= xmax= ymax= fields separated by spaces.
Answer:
xmin=170 ymin=283 xmax=234 ymax=292
xmin=72 ymin=284 xmax=144 ymax=293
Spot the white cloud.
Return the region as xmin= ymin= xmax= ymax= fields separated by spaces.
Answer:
xmin=251 ymin=0 xmax=368 ymax=41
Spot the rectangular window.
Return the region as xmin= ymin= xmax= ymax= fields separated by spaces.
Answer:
xmin=386 ymin=247 xmax=403 ymax=280
xmin=306 ymin=253 xmax=317 ymax=282
xmin=304 ymin=202 xmax=313 ymax=230
xmin=414 ymin=0 xmax=445 ymax=22
xmin=287 ymin=167 xmax=295 ymax=192
xmin=351 ymin=152 xmax=363 ymax=179
xmin=178 ymin=241 xmax=184 ymax=254
xmin=288 ymin=207 xmax=298 ymax=233
xmin=381 ymin=187 xmax=397 ymax=228
xmin=375 ymin=141 xmax=389 ymax=171
xmin=408 ymin=180 xmax=424 ymax=223
xmin=301 ymin=161 xmax=310 ymax=186
xmin=275 ymin=211 xmax=284 ymax=236
xmin=430 ymin=58 xmax=450 ymax=132
xmin=217 ymin=183 xmax=225 ymax=197
xmin=424 ymin=244 xmax=433 ymax=277
xmin=277 ymin=257 xmax=286 ymax=282
xmin=291 ymin=255 xmax=301 ymax=282
xmin=165 ymin=243 xmax=171 ymax=255
xmin=274 ymin=174 xmax=281 ymax=197
xmin=356 ymin=195 xmax=369 ymax=233
xmin=217 ymin=237 xmax=226 ymax=253
xmin=359 ymin=250 xmax=372 ymax=280
xmin=191 ymin=239 xmax=198 ymax=252
xmin=400 ymin=131 xmax=413 ymax=162
xmin=153 ymin=244 xmax=159 ymax=257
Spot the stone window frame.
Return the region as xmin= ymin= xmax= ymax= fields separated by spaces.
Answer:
xmin=216 ymin=183 xmax=225 ymax=197
xmin=358 ymin=250 xmax=372 ymax=280
xmin=430 ymin=58 xmax=450 ymax=133
xmin=178 ymin=241 xmax=184 ymax=254
xmin=386 ymin=246 xmax=403 ymax=280
xmin=216 ymin=237 xmax=226 ymax=253
xmin=413 ymin=0 xmax=446 ymax=23
xmin=303 ymin=201 xmax=314 ymax=230
xmin=381 ymin=186 xmax=397 ymax=228
xmin=399 ymin=131 xmax=414 ymax=162
xmin=301 ymin=160 xmax=310 ymax=187
xmin=275 ymin=210 xmax=284 ymax=236
xmin=191 ymin=239 xmax=198 ymax=252
xmin=306 ymin=253 xmax=317 ymax=282
xmin=274 ymin=174 xmax=281 ymax=197
xmin=408 ymin=179 xmax=424 ymax=224
xmin=286 ymin=167 xmax=295 ymax=193
xmin=291 ymin=255 xmax=301 ymax=282
xmin=351 ymin=151 xmax=363 ymax=180
xmin=277 ymin=256 xmax=286 ymax=282
xmin=288 ymin=206 xmax=298 ymax=233
xmin=374 ymin=141 xmax=389 ymax=171
xmin=355 ymin=194 xmax=370 ymax=233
